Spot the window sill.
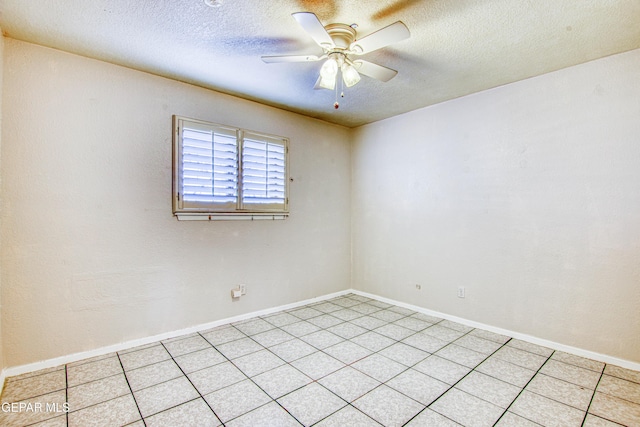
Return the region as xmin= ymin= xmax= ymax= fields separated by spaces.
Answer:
xmin=175 ymin=213 xmax=288 ymax=221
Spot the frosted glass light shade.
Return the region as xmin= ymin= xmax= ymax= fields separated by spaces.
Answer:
xmin=341 ymin=63 xmax=361 ymax=87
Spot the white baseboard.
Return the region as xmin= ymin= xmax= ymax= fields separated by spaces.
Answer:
xmin=1 ymin=289 xmax=351 ymax=381
xmin=351 ymin=289 xmax=640 ymax=372
xmin=2 ymin=287 xmax=639 ymax=385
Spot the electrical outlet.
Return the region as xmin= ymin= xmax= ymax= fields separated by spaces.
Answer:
xmin=457 ymin=286 xmax=465 ymax=298
xmin=415 ymin=284 xmax=422 ymax=290
xmin=239 ymin=284 xmax=246 ymax=295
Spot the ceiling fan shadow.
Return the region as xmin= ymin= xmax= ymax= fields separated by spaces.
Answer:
xmin=371 ymin=0 xmax=430 ymax=21
xmin=294 ymin=0 xmax=338 ymax=21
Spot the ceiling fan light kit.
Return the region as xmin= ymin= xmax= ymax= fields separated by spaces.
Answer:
xmin=262 ymin=12 xmax=410 ymax=109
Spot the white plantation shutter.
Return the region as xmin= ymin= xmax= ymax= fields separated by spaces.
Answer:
xmin=173 ymin=116 xmax=288 ymax=218
xmin=241 ymin=133 xmax=287 ymax=211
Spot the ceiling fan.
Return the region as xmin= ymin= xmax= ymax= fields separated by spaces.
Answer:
xmin=262 ymin=12 xmax=410 ymax=104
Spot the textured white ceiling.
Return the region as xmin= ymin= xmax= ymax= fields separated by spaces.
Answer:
xmin=1 ymin=0 xmax=639 ymax=127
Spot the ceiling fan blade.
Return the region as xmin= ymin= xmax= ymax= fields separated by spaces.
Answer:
xmin=292 ymin=12 xmax=334 ymax=49
xmin=262 ymin=54 xmax=322 ymax=63
xmin=350 ymin=21 xmax=410 ymax=54
xmin=353 ymin=60 xmax=398 ymax=82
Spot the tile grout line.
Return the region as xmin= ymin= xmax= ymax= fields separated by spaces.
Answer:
xmin=115 ymin=352 xmax=148 ymax=427
xmin=402 ymin=331 xmax=509 ymax=426
xmin=158 ymin=340 xmax=226 ymax=426
xmin=580 ymin=364 xmax=605 ymax=427
xmin=491 ymin=348 xmax=556 ymax=426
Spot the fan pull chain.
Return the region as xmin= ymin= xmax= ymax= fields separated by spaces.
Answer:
xmin=334 ymin=76 xmax=339 ymax=109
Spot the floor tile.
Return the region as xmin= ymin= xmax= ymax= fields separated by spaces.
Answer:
xmin=422 ymin=325 xmax=466 ymax=342
xmin=323 ymin=340 xmax=372 ymax=364
xmin=526 ymin=373 xmax=594 ymax=410
xmin=67 ymin=394 xmax=140 ymax=427
xmin=204 ymin=379 xmax=271 ymax=423
xmin=330 ymin=308 xmax=364 ymax=321
xmin=67 ymin=356 xmax=123 ymax=387
xmin=588 ymin=391 xmax=640 ymax=426
xmin=378 ymin=342 xmax=429 ymax=367
xmin=30 ymin=414 xmax=68 ymax=427
xmin=476 ymin=356 xmax=536 ymax=387
xmin=493 ymin=346 xmax=548 ymax=371
xmin=307 ymin=314 xmax=344 ymax=329
xmin=413 ymin=355 xmax=471 ymax=385
xmin=318 ymin=366 xmax=381 ymax=402
xmin=369 ymin=309 xmax=405 ymax=322
xmin=312 ymin=302 xmax=344 ymax=313
xmin=327 ymin=322 xmax=368 ymax=339
xmin=551 ymin=351 xmax=605 ymax=372
xmin=510 ymin=390 xmax=585 ymax=427
xmin=347 ymin=294 xmax=372 ymax=303
xmin=125 ymin=359 xmax=183 ymax=391
xmin=299 ymin=330 xmax=344 ymax=350
xmin=67 ymin=373 xmax=130 ymax=411
xmin=350 ymin=303 xmax=383 ymax=315
xmin=174 ymin=347 xmax=226 ymax=373
xmin=0 ymin=369 xmax=66 ymax=403
xmin=268 ymin=338 xmax=317 ymax=362
xmin=277 ymin=383 xmax=346 ymax=426
xmin=119 ymin=345 xmax=171 ymax=371
xmin=454 ymin=334 xmax=503 ymax=355
xmin=409 ymin=312 xmax=443 ymax=324
xmin=0 ymin=390 xmax=67 ymax=427
xmin=252 ymin=364 xmax=312 ymax=399
xmin=315 ymin=405 xmax=382 ymax=426
xmin=583 ymin=413 xmax=626 ymax=426
xmin=597 ymin=374 xmax=640 ymax=405
xmin=495 ymin=412 xmax=542 ymax=426
xmin=352 ymin=354 xmax=407 ymax=383
xmin=226 ymin=401 xmax=300 ymax=427
xmin=144 ymin=398 xmax=220 ymax=427
xmin=331 ymin=297 xmax=361 ymax=308
xmin=392 ymin=316 xmax=431 ymax=332
xmin=604 ymin=364 xmax=640 ymax=384
xmin=187 ymin=361 xmax=246 ymax=395
xmin=216 ymin=337 xmax=264 ymax=359
xmin=405 ymin=408 xmax=461 ymax=426
xmin=456 ymin=371 xmax=521 ymax=408
xmin=401 ymin=331 xmax=449 ymax=353
xmin=279 ymin=321 xmax=320 ymax=338
xmin=506 ymin=339 xmax=554 ymax=357
xmin=388 ymin=306 xmax=417 ymax=316
xmin=540 ymin=359 xmax=601 ymax=389
xmin=353 ymin=385 xmax=424 ymax=427
xmin=134 ymin=376 xmax=199 ymax=418
xmin=387 ymin=368 xmax=450 ymax=405
xmin=163 ymin=335 xmax=211 ymax=357
xmin=350 ymin=315 xmax=388 ymax=330
xmin=438 ymin=319 xmax=474 ymax=333
xmin=431 ymin=388 xmax=504 ymax=427
xmin=261 ymin=312 xmax=301 ymax=327
xmin=367 ymin=300 xmax=392 ymax=309
xmin=435 ymin=343 xmax=487 ymax=368
xmin=231 ymin=349 xmax=285 ymax=377
xmin=351 ymin=331 xmax=396 ymax=352
xmin=232 ymin=318 xmax=275 ymax=336
xmin=291 ymin=351 xmax=345 ymax=380
xmin=373 ymin=324 xmax=415 ymax=341
xmin=468 ymin=329 xmax=511 ymax=344
xmin=288 ymin=307 xmax=323 ymax=320
xmin=251 ymin=328 xmax=295 ymax=347
xmin=201 ymin=325 xmax=246 ymax=345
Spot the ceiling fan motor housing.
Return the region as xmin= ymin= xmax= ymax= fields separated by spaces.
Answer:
xmin=324 ymin=24 xmax=357 ymax=51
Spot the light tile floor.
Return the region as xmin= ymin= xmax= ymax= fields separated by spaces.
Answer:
xmin=1 ymin=293 xmax=639 ymax=426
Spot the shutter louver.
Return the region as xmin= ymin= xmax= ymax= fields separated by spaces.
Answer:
xmin=242 ymin=136 xmax=286 ymax=209
xmin=180 ymin=125 xmax=237 ymax=209
xmin=173 ymin=116 xmax=288 ymax=218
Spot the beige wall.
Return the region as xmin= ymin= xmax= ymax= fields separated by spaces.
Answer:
xmin=0 ymin=39 xmax=352 ymax=367
xmin=352 ymin=49 xmax=640 ymax=363
xmin=0 ymin=32 xmax=4 ymax=372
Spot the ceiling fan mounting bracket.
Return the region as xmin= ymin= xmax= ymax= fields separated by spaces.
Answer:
xmin=324 ymin=23 xmax=356 ymax=50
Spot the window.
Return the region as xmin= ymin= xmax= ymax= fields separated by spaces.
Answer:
xmin=173 ymin=116 xmax=289 ymax=220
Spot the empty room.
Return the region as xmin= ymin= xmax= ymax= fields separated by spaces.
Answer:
xmin=0 ymin=0 xmax=639 ymax=426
